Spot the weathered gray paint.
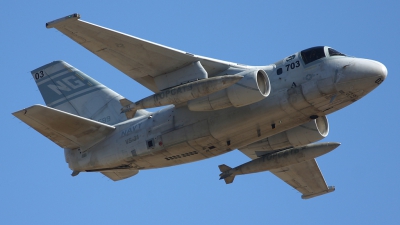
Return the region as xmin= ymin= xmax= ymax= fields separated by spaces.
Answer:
xmin=13 ymin=15 xmax=388 ymax=199
xmin=121 ymin=75 xmax=244 ymax=112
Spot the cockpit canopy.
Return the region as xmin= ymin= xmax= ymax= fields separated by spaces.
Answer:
xmin=301 ymin=46 xmax=346 ymax=65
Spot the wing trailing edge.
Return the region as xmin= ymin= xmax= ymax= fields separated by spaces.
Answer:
xmin=46 ymin=14 xmax=234 ymax=92
xmin=270 ymin=159 xmax=335 ymax=199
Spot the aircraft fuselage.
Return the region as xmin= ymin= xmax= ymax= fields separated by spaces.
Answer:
xmin=65 ymin=46 xmax=387 ymax=172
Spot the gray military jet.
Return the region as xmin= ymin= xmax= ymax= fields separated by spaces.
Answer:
xmin=13 ymin=14 xmax=387 ymax=199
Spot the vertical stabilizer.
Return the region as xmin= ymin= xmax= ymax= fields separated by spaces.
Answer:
xmin=32 ymin=61 xmax=131 ymax=125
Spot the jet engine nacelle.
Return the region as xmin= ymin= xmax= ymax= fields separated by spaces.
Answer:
xmin=188 ymin=69 xmax=270 ymax=111
xmin=242 ymin=116 xmax=329 ymax=155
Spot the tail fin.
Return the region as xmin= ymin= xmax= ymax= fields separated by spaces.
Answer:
xmin=218 ymin=164 xmax=235 ymax=184
xmin=32 ymin=60 xmax=133 ymax=125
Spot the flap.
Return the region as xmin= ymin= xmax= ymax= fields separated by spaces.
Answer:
xmin=154 ymin=61 xmax=207 ymax=90
xmin=13 ymin=105 xmax=115 ymax=149
xmin=47 ymin=14 xmax=232 ymax=92
xmin=270 ymin=159 xmax=335 ymax=199
xmin=101 ymin=170 xmax=139 ymax=181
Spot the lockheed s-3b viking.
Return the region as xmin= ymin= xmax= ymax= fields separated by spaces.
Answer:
xmin=13 ymin=14 xmax=387 ymax=199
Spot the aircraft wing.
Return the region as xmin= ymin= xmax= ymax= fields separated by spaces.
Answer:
xmin=13 ymin=105 xmax=115 ymax=149
xmin=46 ymin=14 xmax=233 ymax=92
xmin=269 ymin=159 xmax=335 ymax=199
xmin=239 ymin=148 xmax=334 ymax=199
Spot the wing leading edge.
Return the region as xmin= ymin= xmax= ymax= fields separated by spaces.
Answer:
xmin=46 ymin=14 xmax=234 ymax=92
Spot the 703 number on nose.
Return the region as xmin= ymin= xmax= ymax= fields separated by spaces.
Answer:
xmin=285 ymin=61 xmax=300 ymax=71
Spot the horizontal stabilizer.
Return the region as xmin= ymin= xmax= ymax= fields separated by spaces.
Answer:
xmin=12 ymin=105 xmax=115 ymax=149
xmin=101 ymin=170 xmax=139 ymax=181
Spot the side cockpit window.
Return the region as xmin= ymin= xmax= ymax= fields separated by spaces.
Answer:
xmin=301 ymin=46 xmax=325 ymax=65
xmin=328 ymin=48 xmax=346 ymax=56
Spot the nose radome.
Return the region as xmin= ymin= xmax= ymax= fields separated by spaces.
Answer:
xmin=340 ymin=59 xmax=388 ymax=83
xmin=377 ymin=61 xmax=388 ymax=80
xmin=360 ymin=59 xmax=387 ymax=79
xmin=332 ymin=58 xmax=387 ymax=102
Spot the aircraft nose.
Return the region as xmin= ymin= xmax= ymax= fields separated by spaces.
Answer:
xmin=337 ymin=58 xmax=387 ymax=85
xmin=353 ymin=59 xmax=387 ymax=80
xmin=377 ymin=61 xmax=388 ymax=80
xmin=332 ymin=58 xmax=387 ymax=96
xmin=366 ymin=60 xmax=387 ymax=80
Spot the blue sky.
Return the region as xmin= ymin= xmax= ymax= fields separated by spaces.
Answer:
xmin=2 ymin=0 xmax=399 ymax=224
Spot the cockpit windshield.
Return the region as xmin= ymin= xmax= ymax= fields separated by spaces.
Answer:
xmin=328 ymin=48 xmax=346 ymax=56
xmin=301 ymin=46 xmax=325 ymax=65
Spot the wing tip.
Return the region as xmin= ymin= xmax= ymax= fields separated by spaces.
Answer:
xmin=46 ymin=13 xmax=80 ymax=28
xmin=301 ymin=186 xmax=335 ymax=199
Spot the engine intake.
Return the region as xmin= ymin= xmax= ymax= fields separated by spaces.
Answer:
xmin=188 ymin=69 xmax=270 ymax=111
